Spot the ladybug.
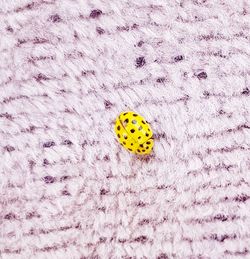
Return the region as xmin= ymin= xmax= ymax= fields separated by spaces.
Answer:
xmin=114 ymin=111 xmax=154 ymax=155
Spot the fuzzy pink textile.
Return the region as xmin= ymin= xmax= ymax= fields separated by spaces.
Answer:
xmin=0 ymin=0 xmax=250 ymax=258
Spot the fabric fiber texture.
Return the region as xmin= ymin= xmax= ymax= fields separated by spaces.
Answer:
xmin=0 ymin=0 xmax=250 ymax=258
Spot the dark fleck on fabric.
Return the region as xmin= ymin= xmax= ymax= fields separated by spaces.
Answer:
xmin=174 ymin=55 xmax=184 ymax=62
xmin=0 ymin=1 xmax=249 ymax=258
xmin=49 ymin=14 xmax=62 ymax=23
xmin=135 ymin=56 xmax=146 ymax=68
xmin=197 ymin=71 xmax=208 ymax=80
xmin=43 ymin=141 xmax=56 ymax=148
xmin=90 ymin=9 xmax=102 ymax=19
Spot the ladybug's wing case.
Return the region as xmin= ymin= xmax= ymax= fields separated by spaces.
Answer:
xmin=114 ymin=116 xmax=138 ymax=153
xmin=115 ymin=111 xmax=154 ymax=155
xmin=120 ymin=112 xmax=153 ymax=144
xmin=136 ymin=138 xmax=154 ymax=155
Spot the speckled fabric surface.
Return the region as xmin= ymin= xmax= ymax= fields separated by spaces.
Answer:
xmin=0 ymin=1 xmax=250 ymax=258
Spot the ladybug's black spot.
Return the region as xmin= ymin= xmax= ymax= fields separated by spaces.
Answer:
xmin=146 ymin=141 xmax=150 ymax=144
xmin=130 ymin=129 xmax=135 ymax=133
xmin=131 ymin=143 xmax=133 ymax=146
xmin=133 ymin=114 xmax=138 ymax=117
xmin=123 ymin=141 xmax=126 ymax=145
xmin=138 ymin=126 xmax=142 ymax=130
xmin=140 ymin=144 xmax=143 ymax=147
xmin=128 ymin=148 xmax=132 ymax=151
xmin=137 ymin=149 xmax=141 ymax=153
xmin=146 ymin=133 xmax=149 ymax=137
xmin=117 ymin=125 xmax=121 ymax=131
xmin=142 ymin=121 xmax=146 ymax=124
xmin=124 ymin=118 xmax=129 ymax=123
xmin=146 ymin=147 xmax=149 ymax=149
xmin=132 ymin=120 xmax=137 ymax=124
xmin=124 ymin=135 xmax=128 ymax=139
xmin=124 ymin=112 xmax=128 ymax=115
xmin=138 ymin=136 xmax=141 ymax=139
xmin=142 ymin=149 xmax=145 ymax=152
xmin=117 ymin=134 xmax=121 ymax=138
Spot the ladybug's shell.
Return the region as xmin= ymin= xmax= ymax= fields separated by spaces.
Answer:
xmin=114 ymin=111 xmax=154 ymax=155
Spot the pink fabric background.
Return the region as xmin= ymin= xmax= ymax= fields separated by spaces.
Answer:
xmin=0 ymin=0 xmax=250 ymax=258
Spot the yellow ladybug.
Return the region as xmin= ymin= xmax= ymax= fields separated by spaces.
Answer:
xmin=114 ymin=111 xmax=154 ymax=155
